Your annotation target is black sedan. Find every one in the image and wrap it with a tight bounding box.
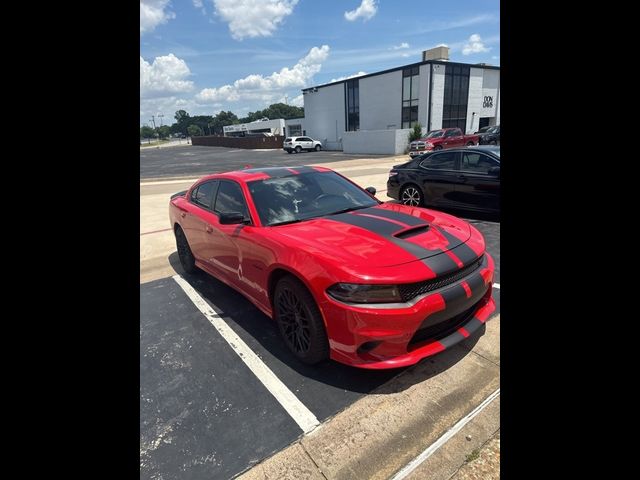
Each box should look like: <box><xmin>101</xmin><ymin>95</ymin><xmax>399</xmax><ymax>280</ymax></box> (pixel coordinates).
<box><xmin>387</xmin><ymin>146</ymin><xmax>500</xmax><ymax>213</ymax></box>
<box><xmin>477</xmin><ymin>125</ymin><xmax>500</xmax><ymax>145</ymax></box>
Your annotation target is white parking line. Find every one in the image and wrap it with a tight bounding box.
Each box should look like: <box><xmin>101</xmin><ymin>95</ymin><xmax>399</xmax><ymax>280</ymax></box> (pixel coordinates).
<box><xmin>173</xmin><ymin>274</ymin><xmax>320</xmax><ymax>434</ymax></box>
<box><xmin>493</xmin><ymin>283</ymin><xmax>500</xmax><ymax>289</ymax></box>
<box><xmin>389</xmin><ymin>388</ymin><xmax>500</xmax><ymax>480</ymax></box>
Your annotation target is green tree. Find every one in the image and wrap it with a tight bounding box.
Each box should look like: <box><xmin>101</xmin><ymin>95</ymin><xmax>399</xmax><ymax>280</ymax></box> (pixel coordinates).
<box><xmin>239</xmin><ymin>103</ymin><xmax>304</xmax><ymax>123</ymax></box>
<box><xmin>140</xmin><ymin>125</ymin><xmax>155</xmax><ymax>142</ymax></box>
<box><xmin>210</xmin><ymin>110</ymin><xmax>239</xmax><ymax>135</ymax></box>
<box><xmin>409</xmin><ymin>123</ymin><xmax>424</xmax><ymax>142</ymax></box>
<box><xmin>157</xmin><ymin>125</ymin><xmax>171</xmax><ymax>139</ymax></box>
<box><xmin>174</xmin><ymin>110</ymin><xmax>189</xmax><ymax>122</ymax></box>
<box><xmin>187</xmin><ymin>124</ymin><xmax>203</xmax><ymax>137</ymax></box>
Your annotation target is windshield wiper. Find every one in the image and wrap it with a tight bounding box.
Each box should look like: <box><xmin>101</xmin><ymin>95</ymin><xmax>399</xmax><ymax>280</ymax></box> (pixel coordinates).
<box><xmin>327</xmin><ymin>205</ymin><xmax>372</xmax><ymax>216</ymax></box>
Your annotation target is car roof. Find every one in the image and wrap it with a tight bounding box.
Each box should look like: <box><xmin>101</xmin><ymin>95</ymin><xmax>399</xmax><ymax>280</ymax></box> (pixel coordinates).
<box><xmin>195</xmin><ymin>165</ymin><xmax>332</xmax><ymax>183</ymax></box>
<box><xmin>410</xmin><ymin>145</ymin><xmax>500</xmax><ymax>161</ymax></box>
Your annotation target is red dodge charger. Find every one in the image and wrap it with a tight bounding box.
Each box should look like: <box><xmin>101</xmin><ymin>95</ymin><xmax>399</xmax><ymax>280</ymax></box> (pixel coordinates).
<box><xmin>169</xmin><ymin>166</ymin><xmax>495</xmax><ymax>369</ymax></box>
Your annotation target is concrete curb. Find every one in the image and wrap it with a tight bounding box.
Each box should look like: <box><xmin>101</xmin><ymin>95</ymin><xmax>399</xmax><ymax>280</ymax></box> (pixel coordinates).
<box><xmin>236</xmin><ymin>317</ymin><xmax>500</xmax><ymax>480</ymax></box>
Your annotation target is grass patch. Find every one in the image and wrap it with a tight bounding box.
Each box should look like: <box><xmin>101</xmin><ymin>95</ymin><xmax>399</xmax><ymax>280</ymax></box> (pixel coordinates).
<box><xmin>465</xmin><ymin>448</ymin><xmax>480</xmax><ymax>463</ymax></box>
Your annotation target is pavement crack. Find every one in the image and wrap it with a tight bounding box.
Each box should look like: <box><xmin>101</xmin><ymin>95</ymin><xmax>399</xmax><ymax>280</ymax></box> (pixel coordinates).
<box><xmin>300</xmin><ymin>441</ymin><xmax>328</xmax><ymax>480</ymax></box>
<box><xmin>468</xmin><ymin>348</ymin><xmax>500</xmax><ymax>368</ymax></box>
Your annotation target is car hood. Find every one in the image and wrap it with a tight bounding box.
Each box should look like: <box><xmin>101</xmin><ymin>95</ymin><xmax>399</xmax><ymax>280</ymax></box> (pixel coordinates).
<box><xmin>271</xmin><ymin>204</ymin><xmax>473</xmax><ymax>268</ymax></box>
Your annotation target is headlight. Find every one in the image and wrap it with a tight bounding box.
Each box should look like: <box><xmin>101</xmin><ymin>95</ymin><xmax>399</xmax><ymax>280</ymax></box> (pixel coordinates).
<box><xmin>327</xmin><ymin>283</ymin><xmax>402</xmax><ymax>304</ymax></box>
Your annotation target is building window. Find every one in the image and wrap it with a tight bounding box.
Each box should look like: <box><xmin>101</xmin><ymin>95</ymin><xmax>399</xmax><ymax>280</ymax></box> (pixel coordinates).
<box><xmin>288</xmin><ymin>124</ymin><xmax>302</xmax><ymax>136</ymax></box>
<box><xmin>442</xmin><ymin>65</ymin><xmax>470</xmax><ymax>131</ymax></box>
<box><xmin>345</xmin><ymin>79</ymin><xmax>359</xmax><ymax>131</ymax></box>
<box><xmin>402</xmin><ymin>66</ymin><xmax>419</xmax><ymax>129</ymax></box>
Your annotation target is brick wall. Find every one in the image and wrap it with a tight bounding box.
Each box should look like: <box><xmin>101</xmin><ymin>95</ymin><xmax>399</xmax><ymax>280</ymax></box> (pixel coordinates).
<box><xmin>191</xmin><ymin>135</ymin><xmax>285</xmax><ymax>149</ymax></box>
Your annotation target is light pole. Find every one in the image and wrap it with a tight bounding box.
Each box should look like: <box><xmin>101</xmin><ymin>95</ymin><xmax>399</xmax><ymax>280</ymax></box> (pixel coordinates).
<box><xmin>158</xmin><ymin>114</ymin><xmax>165</xmax><ymax>140</ymax></box>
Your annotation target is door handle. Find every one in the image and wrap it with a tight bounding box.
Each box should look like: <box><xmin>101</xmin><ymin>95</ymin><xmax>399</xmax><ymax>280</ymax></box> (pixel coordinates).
<box><xmin>180</xmin><ymin>212</ymin><xmax>187</xmax><ymax>218</ymax></box>
<box><xmin>205</xmin><ymin>225</ymin><xmax>213</xmax><ymax>233</ymax></box>
<box><xmin>457</xmin><ymin>175</ymin><xmax>467</xmax><ymax>182</ymax></box>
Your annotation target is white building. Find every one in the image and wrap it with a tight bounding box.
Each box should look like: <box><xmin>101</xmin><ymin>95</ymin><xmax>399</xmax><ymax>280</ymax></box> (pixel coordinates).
<box><xmin>302</xmin><ymin>46</ymin><xmax>500</xmax><ymax>154</ymax></box>
<box><xmin>222</xmin><ymin>117</ymin><xmax>306</xmax><ymax>138</ymax></box>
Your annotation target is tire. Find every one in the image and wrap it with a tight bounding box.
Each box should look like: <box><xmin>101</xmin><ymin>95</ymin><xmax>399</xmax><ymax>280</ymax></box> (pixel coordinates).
<box><xmin>315</xmin><ymin>144</ymin><xmax>321</xmax><ymax>152</ymax></box>
<box><xmin>434</xmin><ymin>145</ymin><xmax>443</xmax><ymax>151</ymax></box>
<box><xmin>466</xmin><ymin>141</ymin><xmax>474</xmax><ymax>146</ymax></box>
<box><xmin>287</xmin><ymin>150</ymin><xmax>292</xmax><ymax>154</ymax></box>
<box><xmin>400</xmin><ymin>184</ymin><xmax>424</xmax><ymax>207</ymax></box>
<box><xmin>175</xmin><ymin>226</ymin><xmax>197</xmax><ymax>274</ymax></box>
<box><xmin>295</xmin><ymin>146</ymin><xmax>302</xmax><ymax>154</ymax></box>
<box><xmin>490</xmin><ymin>140</ymin><xmax>497</xmax><ymax>145</ymax></box>
<box><xmin>274</xmin><ymin>275</ymin><xmax>329</xmax><ymax>365</ymax></box>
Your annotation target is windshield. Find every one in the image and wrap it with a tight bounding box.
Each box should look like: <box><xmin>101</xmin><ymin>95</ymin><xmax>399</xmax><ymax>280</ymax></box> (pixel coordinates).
<box><xmin>425</xmin><ymin>130</ymin><xmax>444</xmax><ymax>138</ymax></box>
<box><xmin>247</xmin><ymin>171</ymin><xmax>379</xmax><ymax>226</ymax></box>
<box><xmin>487</xmin><ymin>126</ymin><xmax>499</xmax><ymax>133</ymax></box>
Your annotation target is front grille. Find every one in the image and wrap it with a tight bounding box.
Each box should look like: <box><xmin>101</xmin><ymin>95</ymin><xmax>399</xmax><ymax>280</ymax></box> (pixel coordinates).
<box><xmin>398</xmin><ymin>255</ymin><xmax>484</xmax><ymax>303</ymax></box>
<box><xmin>408</xmin><ymin>299</ymin><xmax>481</xmax><ymax>347</ymax></box>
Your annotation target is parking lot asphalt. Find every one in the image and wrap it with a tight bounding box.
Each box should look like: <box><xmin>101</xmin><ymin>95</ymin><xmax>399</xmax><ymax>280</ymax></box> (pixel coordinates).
<box><xmin>140</xmin><ymin>222</ymin><xmax>499</xmax><ymax>480</ymax></box>
<box><xmin>140</xmin><ymin>144</ymin><xmax>388</xmax><ymax>180</ymax></box>
<box><xmin>140</xmin><ymin>145</ymin><xmax>500</xmax><ymax>479</ymax></box>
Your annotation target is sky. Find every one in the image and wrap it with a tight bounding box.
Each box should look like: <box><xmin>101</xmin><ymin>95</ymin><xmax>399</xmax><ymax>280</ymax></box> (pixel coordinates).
<box><xmin>140</xmin><ymin>0</ymin><xmax>500</xmax><ymax>127</ymax></box>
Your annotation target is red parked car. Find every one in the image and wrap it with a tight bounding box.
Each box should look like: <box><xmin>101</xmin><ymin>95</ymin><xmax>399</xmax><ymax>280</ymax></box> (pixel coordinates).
<box><xmin>409</xmin><ymin>128</ymin><xmax>479</xmax><ymax>157</ymax></box>
<box><xmin>169</xmin><ymin>166</ymin><xmax>495</xmax><ymax>369</ymax></box>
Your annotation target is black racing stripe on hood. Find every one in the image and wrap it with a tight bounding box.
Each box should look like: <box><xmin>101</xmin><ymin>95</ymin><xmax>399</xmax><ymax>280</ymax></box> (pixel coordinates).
<box><xmin>359</xmin><ymin>207</ymin><xmax>427</xmax><ymax>226</ymax></box>
<box><xmin>329</xmin><ymin>212</ymin><xmax>405</xmax><ymax>236</ymax></box>
<box><xmin>327</xmin><ymin>213</ymin><xmax>459</xmax><ymax>275</ymax></box>
<box><xmin>420</xmin><ymin>255</ymin><xmax>461</xmax><ymax>277</ymax></box>
<box><xmin>430</xmin><ymin>224</ymin><xmax>479</xmax><ymax>266</ymax></box>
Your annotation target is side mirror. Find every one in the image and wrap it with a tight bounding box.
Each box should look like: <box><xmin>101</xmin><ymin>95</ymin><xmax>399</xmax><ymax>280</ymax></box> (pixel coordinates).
<box><xmin>219</xmin><ymin>212</ymin><xmax>246</xmax><ymax>225</ymax></box>
<box><xmin>488</xmin><ymin>166</ymin><xmax>500</xmax><ymax>176</ymax></box>
<box><xmin>365</xmin><ymin>186</ymin><xmax>377</xmax><ymax>196</ymax></box>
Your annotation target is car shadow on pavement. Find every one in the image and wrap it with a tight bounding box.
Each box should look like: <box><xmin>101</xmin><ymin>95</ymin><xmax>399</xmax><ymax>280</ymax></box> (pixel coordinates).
<box><xmin>168</xmin><ymin>253</ymin><xmax>484</xmax><ymax>395</ymax></box>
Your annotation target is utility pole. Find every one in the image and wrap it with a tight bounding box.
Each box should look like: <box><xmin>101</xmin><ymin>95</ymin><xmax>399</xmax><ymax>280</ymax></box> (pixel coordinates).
<box><xmin>149</xmin><ymin>115</ymin><xmax>158</xmax><ymax>142</ymax></box>
<box><xmin>158</xmin><ymin>114</ymin><xmax>164</xmax><ymax>127</ymax></box>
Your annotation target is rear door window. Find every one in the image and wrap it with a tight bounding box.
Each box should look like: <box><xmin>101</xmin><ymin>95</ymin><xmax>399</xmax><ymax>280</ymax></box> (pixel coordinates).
<box><xmin>419</xmin><ymin>151</ymin><xmax>459</xmax><ymax>170</ymax></box>
<box><xmin>190</xmin><ymin>181</ymin><xmax>218</xmax><ymax>210</ymax></box>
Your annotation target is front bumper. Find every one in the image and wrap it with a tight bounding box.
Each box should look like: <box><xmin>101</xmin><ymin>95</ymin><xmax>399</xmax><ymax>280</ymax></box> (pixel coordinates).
<box><xmin>409</xmin><ymin>149</ymin><xmax>432</xmax><ymax>157</ymax></box>
<box><xmin>319</xmin><ymin>253</ymin><xmax>495</xmax><ymax>369</ymax></box>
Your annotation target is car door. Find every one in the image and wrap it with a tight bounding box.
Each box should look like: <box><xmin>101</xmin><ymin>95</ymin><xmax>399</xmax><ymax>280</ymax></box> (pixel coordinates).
<box><xmin>417</xmin><ymin>151</ymin><xmax>462</xmax><ymax>206</ymax></box>
<box><xmin>455</xmin><ymin>152</ymin><xmax>500</xmax><ymax>212</ymax></box>
<box><xmin>298</xmin><ymin>137</ymin><xmax>311</xmax><ymax>150</ymax></box>
<box><xmin>200</xmin><ymin>180</ymin><xmax>253</xmax><ymax>286</ymax></box>
<box><xmin>441</xmin><ymin>129</ymin><xmax>458</xmax><ymax>149</ymax></box>
<box><xmin>182</xmin><ymin>180</ymin><xmax>218</xmax><ymax>261</ymax></box>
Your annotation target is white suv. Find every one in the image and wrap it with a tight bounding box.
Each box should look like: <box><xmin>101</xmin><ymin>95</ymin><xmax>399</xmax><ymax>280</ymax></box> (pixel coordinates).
<box><xmin>283</xmin><ymin>136</ymin><xmax>322</xmax><ymax>153</ymax></box>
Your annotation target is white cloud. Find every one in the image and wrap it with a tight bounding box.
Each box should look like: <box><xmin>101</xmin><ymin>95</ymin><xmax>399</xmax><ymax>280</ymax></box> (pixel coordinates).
<box><xmin>140</xmin><ymin>0</ymin><xmax>175</xmax><ymax>34</ymax></box>
<box><xmin>213</xmin><ymin>0</ymin><xmax>298</xmax><ymax>40</ymax></box>
<box><xmin>140</xmin><ymin>54</ymin><xmax>195</xmax><ymax>98</ymax></box>
<box><xmin>344</xmin><ymin>0</ymin><xmax>377</xmax><ymax>22</ymax></box>
<box><xmin>192</xmin><ymin>0</ymin><xmax>205</xmax><ymax>13</ymax></box>
<box><xmin>417</xmin><ymin>14</ymin><xmax>497</xmax><ymax>34</ymax></box>
<box><xmin>391</xmin><ymin>42</ymin><xmax>410</xmax><ymax>50</ymax></box>
<box><xmin>462</xmin><ymin>34</ymin><xmax>490</xmax><ymax>55</ymax></box>
<box><xmin>492</xmin><ymin>55</ymin><xmax>500</xmax><ymax>60</ymax></box>
<box><xmin>330</xmin><ymin>71</ymin><xmax>367</xmax><ymax>82</ymax></box>
<box><xmin>290</xmin><ymin>94</ymin><xmax>304</xmax><ymax>107</ymax></box>
<box><xmin>196</xmin><ymin>45</ymin><xmax>329</xmax><ymax>103</ymax></box>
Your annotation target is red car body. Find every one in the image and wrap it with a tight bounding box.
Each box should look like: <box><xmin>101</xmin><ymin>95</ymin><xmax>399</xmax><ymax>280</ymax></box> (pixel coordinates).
<box><xmin>409</xmin><ymin>128</ymin><xmax>480</xmax><ymax>157</ymax></box>
<box><xmin>169</xmin><ymin>166</ymin><xmax>495</xmax><ymax>369</ymax></box>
